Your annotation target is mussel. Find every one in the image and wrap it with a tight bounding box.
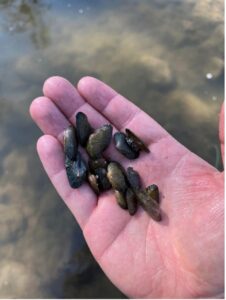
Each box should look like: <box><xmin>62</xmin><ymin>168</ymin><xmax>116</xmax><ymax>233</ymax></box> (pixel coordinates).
<box><xmin>126</xmin><ymin>188</ymin><xmax>137</xmax><ymax>215</ymax></box>
<box><xmin>95</xmin><ymin>168</ymin><xmax>111</xmax><ymax>191</ymax></box>
<box><xmin>65</xmin><ymin>152</ymin><xmax>87</xmax><ymax>188</ymax></box>
<box><xmin>114</xmin><ymin>132</ymin><xmax>139</xmax><ymax>159</ymax></box>
<box><xmin>125</xmin><ymin>128</ymin><xmax>150</xmax><ymax>153</ymax></box>
<box><xmin>113</xmin><ymin>128</ymin><xmax>149</xmax><ymax>159</ymax></box>
<box><xmin>63</xmin><ymin>111</ymin><xmax>163</xmax><ymax>221</ymax></box>
<box><xmin>88</xmin><ymin>173</ymin><xmax>100</xmax><ymax>195</ymax></box>
<box><xmin>114</xmin><ymin>190</ymin><xmax>127</xmax><ymax>210</ymax></box>
<box><xmin>64</xmin><ymin>125</ymin><xmax>77</xmax><ymax>160</ymax></box>
<box><xmin>136</xmin><ymin>190</ymin><xmax>161</xmax><ymax>222</ymax></box>
<box><xmin>146</xmin><ymin>184</ymin><xmax>160</xmax><ymax>204</ymax></box>
<box><xmin>88</xmin><ymin>158</ymin><xmax>108</xmax><ymax>173</ymax></box>
<box><xmin>86</xmin><ymin>124</ymin><xmax>113</xmax><ymax>159</ymax></box>
<box><xmin>126</xmin><ymin>167</ymin><xmax>141</xmax><ymax>191</ymax></box>
<box><xmin>76</xmin><ymin>112</ymin><xmax>93</xmax><ymax>147</ymax></box>
<box><xmin>107</xmin><ymin>162</ymin><xmax>127</xmax><ymax>193</ymax></box>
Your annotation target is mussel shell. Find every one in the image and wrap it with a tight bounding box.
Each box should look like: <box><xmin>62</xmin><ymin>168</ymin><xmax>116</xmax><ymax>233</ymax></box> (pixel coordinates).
<box><xmin>126</xmin><ymin>188</ymin><xmax>137</xmax><ymax>216</ymax></box>
<box><xmin>125</xmin><ymin>136</ymin><xmax>140</xmax><ymax>153</ymax></box>
<box><xmin>95</xmin><ymin>168</ymin><xmax>111</xmax><ymax>191</ymax></box>
<box><xmin>125</xmin><ymin>128</ymin><xmax>150</xmax><ymax>153</ymax></box>
<box><xmin>64</xmin><ymin>125</ymin><xmax>77</xmax><ymax>160</ymax></box>
<box><xmin>88</xmin><ymin>173</ymin><xmax>100</xmax><ymax>195</ymax></box>
<box><xmin>114</xmin><ymin>132</ymin><xmax>139</xmax><ymax>159</ymax></box>
<box><xmin>65</xmin><ymin>156</ymin><xmax>77</xmax><ymax>188</ymax></box>
<box><xmin>126</xmin><ymin>167</ymin><xmax>141</xmax><ymax>191</ymax></box>
<box><xmin>65</xmin><ymin>152</ymin><xmax>87</xmax><ymax>188</ymax></box>
<box><xmin>86</xmin><ymin>124</ymin><xmax>113</xmax><ymax>159</ymax></box>
<box><xmin>136</xmin><ymin>190</ymin><xmax>161</xmax><ymax>222</ymax></box>
<box><xmin>88</xmin><ymin>158</ymin><xmax>108</xmax><ymax>173</ymax></box>
<box><xmin>76</xmin><ymin>112</ymin><xmax>93</xmax><ymax>147</ymax></box>
<box><xmin>107</xmin><ymin>162</ymin><xmax>127</xmax><ymax>193</ymax></box>
<box><xmin>146</xmin><ymin>184</ymin><xmax>159</xmax><ymax>204</ymax></box>
<box><xmin>114</xmin><ymin>190</ymin><xmax>127</xmax><ymax>210</ymax></box>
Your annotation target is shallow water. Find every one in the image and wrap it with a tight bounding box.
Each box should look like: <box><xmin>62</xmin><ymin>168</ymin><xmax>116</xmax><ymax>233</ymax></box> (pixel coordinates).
<box><xmin>0</xmin><ymin>0</ymin><xmax>224</xmax><ymax>298</ymax></box>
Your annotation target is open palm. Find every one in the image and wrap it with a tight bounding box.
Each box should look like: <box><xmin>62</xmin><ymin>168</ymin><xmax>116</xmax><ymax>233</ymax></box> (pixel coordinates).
<box><xmin>30</xmin><ymin>76</ymin><xmax>224</xmax><ymax>298</ymax></box>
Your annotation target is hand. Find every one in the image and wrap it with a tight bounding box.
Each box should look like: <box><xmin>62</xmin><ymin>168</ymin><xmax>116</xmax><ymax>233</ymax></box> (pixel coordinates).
<box><xmin>30</xmin><ymin>76</ymin><xmax>224</xmax><ymax>298</ymax></box>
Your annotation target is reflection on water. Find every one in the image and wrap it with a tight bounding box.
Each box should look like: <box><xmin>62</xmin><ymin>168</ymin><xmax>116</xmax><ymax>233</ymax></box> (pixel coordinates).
<box><xmin>0</xmin><ymin>0</ymin><xmax>224</xmax><ymax>298</ymax></box>
<box><xmin>0</xmin><ymin>0</ymin><xmax>50</xmax><ymax>47</ymax></box>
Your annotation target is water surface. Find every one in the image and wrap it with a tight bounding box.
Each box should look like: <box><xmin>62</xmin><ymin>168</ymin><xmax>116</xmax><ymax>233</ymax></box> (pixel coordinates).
<box><xmin>0</xmin><ymin>0</ymin><xmax>224</xmax><ymax>298</ymax></box>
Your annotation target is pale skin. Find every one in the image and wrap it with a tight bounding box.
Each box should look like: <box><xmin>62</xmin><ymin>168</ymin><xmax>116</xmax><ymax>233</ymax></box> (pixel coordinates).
<box><xmin>30</xmin><ymin>76</ymin><xmax>224</xmax><ymax>298</ymax></box>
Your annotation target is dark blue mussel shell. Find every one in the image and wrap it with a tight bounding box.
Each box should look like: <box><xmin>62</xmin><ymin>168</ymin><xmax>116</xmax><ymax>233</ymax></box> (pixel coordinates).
<box><xmin>114</xmin><ymin>132</ymin><xmax>139</xmax><ymax>159</ymax></box>
<box><xmin>76</xmin><ymin>112</ymin><xmax>93</xmax><ymax>147</ymax></box>
<box><xmin>65</xmin><ymin>151</ymin><xmax>87</xmax><ymax>188</ymax></box>
<box><xmin>126</xmin><ymin>167</ymin><xmax>141</xmax><ymax>191</ymax></box>
<box><xmin>63</xmin><ymin>125</ymin><xmax>78</xmax><ymax>160</ymax></box>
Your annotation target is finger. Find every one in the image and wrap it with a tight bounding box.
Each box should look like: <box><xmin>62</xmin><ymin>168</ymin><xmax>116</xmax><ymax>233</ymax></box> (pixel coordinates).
<box><xmin>77</xmin><ymin>77</ymin><xmax>169</xmax><ymax>145</ymax></box>
<box><xmin>30</xmin><ymin>94</ymin><xmax>123</xmax><ymax>162</ymax></box>
<box><xmin>43</xmin><ymin>76</ymin><xmax>85</xmax><ymax>120</ymax></box>
<box><xmin>43</xmin><ymin>76</ymin><xmax>110</xmax><ymax>129</ymax></box>
<box><xmin>42</xmin><ymin>76</ymin><xmax>124</xmax><ymax>161</ymax></box>
<box><xmin>37</xmin><ymin>135</ymin><xmax>97</xmax><ymax>229</ymax></box>
<box><xmin>30</xmin><ymin>97</ymin><xmax>119</xmax><ymax>160</ymax></box>
<box><xmin>30</xmin><ymin>96</ymin><xmax>69</xmax><ymax>142</ymax></box>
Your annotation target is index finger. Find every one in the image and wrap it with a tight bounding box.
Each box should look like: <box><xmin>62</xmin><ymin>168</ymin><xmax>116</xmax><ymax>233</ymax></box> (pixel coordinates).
<box><xmin>77</xmin><ymin>77</ymin><xmax>168</xmax><ymax>145</ymax></box>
